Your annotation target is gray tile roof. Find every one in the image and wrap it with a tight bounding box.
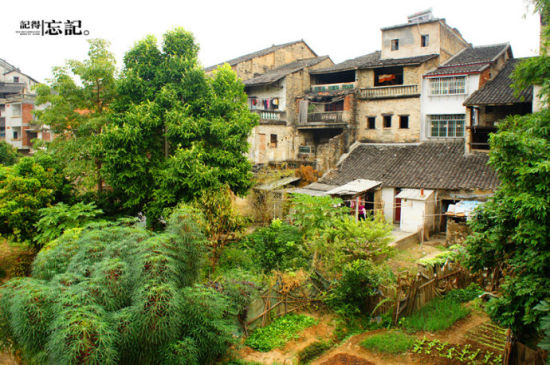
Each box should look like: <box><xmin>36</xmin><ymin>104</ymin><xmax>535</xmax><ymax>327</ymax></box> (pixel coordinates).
<box><xmin>0</xmin><ymin>58</ymin><xmax>17</xmax><ymax>73</ymax></box>
<box><xmin>244</xmin><ymin>56</ymin><xmax>330</xmax><ymax>87</ymax></box>
<box><xmin>310</xmin><ymin>51</ymin><xmax>438</xmax><ymax>74</ymax></box>
<box><xmin>0</xmin><ymin>82</ymin><xmax>24</xmax><ymax>95</ymax></box>
<box><xmin>464</xmin><ymin>58</ymin><xmax>533</xmax><ymax>106</ymax></box>
<box><xmin>204</xmin><ymin>40</ymin><xmax>315</xmax><ymax>72</ymax></box>
<box><xmin>425</xmin><ymin>43</ymin><xmax>510</xmax><ymax>77</ymax></box>
<box><xmin>321</xmin><ymin>141</ymin><xmax>499</xmax><ymax>190</ymax></box>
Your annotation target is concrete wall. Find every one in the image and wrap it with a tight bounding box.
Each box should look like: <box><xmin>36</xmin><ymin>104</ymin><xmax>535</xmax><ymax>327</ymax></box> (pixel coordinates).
<box><xmin>381</xmin><ymin>21</ymin><xmax>441</xmax><ymax>59</ymax></box>
<box><xmin>381</xmin><ymin>187</ymin><xmax>395</xmax><ymax>223</ymax></box>
<box><xmin>248</xmin><ymin>124</ymin><xmax>294</xmax><ymax>164</ymax></box>
<box><xmin>399</xmin><ymin>190</ymin><xmax>435</xmax><ymax>233</ymax></box>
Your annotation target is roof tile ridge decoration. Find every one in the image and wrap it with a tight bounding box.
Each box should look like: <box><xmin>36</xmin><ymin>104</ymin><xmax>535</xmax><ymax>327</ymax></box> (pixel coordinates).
<box><xmin>204</xmin><ymin>40</ymin><xmax>315</xmax><ymax>72</ymax></box>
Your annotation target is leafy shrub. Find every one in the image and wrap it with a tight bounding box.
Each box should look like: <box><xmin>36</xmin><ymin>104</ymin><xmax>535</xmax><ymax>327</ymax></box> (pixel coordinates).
<box><xmin>0</xmin><ymin>141</ymin><xmax>20</xmax><ymax>166</ymax></box>
<box><xmin>0</xmin><ymin>207</ymin><xmax>237</xmax><ymax>364</ymax></box>
<box><xmin>360</xmin><ymin>331</ymin><xmax>415</xmax><ymax>354</ymax></box>
<box><xmin>243</xmin><ymin>219</ymin><xmax>307</xmax><ymax>272</ymax></box>
<box><xmin>0</xmin><ymin>154</ymin><xmax>71</xmax><ymax>242</ymax></box>
<box><xmin>418</xmin><ymin>244</ymin><xmax>465</xmax><ymax>268</ymax></box>
<box><xmin>245</xmin><ymin>314</ymin><xmax>317</xmax><ymax>352</ymax></box>
<box><xmin>325</xmin><ymin>259</ymin><xmax>393</xmax><ymax>315</ymax></box>
<box><xmin>445</xmin><ymin>283</ymin><xmax>483</xmax><ymax>303</ymax></box>
<box><xmin>400</xmin><ymin>297</ymin><xmax>470</xmax><ymax>332</ymax></box>
<box><xmin>298</xmin><ymin>340</ymin><xmax>332</xmax><ymax>363</ymax></box>
<box><xmin>34</xmin><ymin>201</ymin><xmax>103</xmax><ymax>247</ymax></box>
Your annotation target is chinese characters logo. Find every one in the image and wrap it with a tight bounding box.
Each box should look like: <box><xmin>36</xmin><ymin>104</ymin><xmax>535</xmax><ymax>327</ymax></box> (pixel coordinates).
<box><xmin>17</xmin><ymin>20</ymin><xmax>90</xmax><ymax>36</ymax></box>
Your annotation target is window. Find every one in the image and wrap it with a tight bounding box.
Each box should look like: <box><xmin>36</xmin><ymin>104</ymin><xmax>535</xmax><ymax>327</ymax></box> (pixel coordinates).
<box><xmin>374</xmin><ymin>67</ymin><xmax>404</xmax><ymax>86</ymax></box>
<box><xmin>13</xmin><ymin>130</ymin><xmax>18</xmax><ymax>140</ymax></box>
<box><xmin>430</xmin><ymin>77</ymin><xmax>466</xmax><ymax>95</ymax></box>
<box><xmin>391</xmin><ymin>39</ymin><xmax>399</xmax><ymax>51</ymax></box>
<box><xmin>430</xmin><ymin>114</ymin><xmax>465</xmax><ymax>137</ymax></box>
<box><xmin>298</xmin><ymin>145</ymin><xmax>312</xmax><ymax>154</ymax></box>
<box><xmin>399</xmin><ymin>115</ymin><xmax>409</xmax><ymax>129</ymax></box>
<box><xmin>0</xmin><ymin>118</ymin><xmax>5</xmax><ymax>137</ymax></box>
<box><xmin>383</xmin><ymin>115</ymin><xmax>392</xmax><ymax>128</ymax></box>
<box><xmin>367</xmin><ymin>116</ymin><xmax>376</xmax><ymax>129</ymax></box>
<box><xmin>270</xmin><ymin>134</ymin><xmax>277</xmax><ymax>148</ymax></box>
<box><xmin>421</xmin><ymin>34</ymin><xmax>429</xmax><ymax>47</ymax></box>
<box><xmin>13</xmin><ymin>76</ymin><xmax>19</xmax><ymax>83</ymax></box>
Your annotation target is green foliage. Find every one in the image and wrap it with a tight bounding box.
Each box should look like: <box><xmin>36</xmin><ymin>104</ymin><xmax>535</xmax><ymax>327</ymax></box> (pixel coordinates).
<box><xmin>0</xmin><ymin>154</ymin><xmax>71</xmax><ymax>242</ymax></box>
<box><xmin>101</xmin><ymin>28</ymin><xmax>257</xmax><ymax>223</ymax></box>
<box><xmin>534</xmin><ymin>299</ymin><xmax>550</xmax><ymax>362</ymax></box>
<box><xmin>445</xmin><ymin>283</ymin><xmax>483</xmax><ymax>303</ymax></box>
<box><xmin>325</xmin><ymin>259</ymin><xmax>393</xmax><ymax>316</ymax></box>
<box><xmin>0</xmin><ymin>207</ymin><xmax>237</xmax><ymax>364</ymax></box>
<box><xmin>400</xmin><ymin>297</ymin><xmax>470</xmax><ymax>332</ymax></box>
<box><xmin>360</xmin><ymin>331</ymin><xmax>414</xmax><ymax>354</ymax></box>
<box><xmin>298</xmin><ymin>340</ymin><xmax>332</xmax><ymax>363</ymax></box>
<box><xmin>418</xmin><ymin>244</ymin><xmax>465</xmax><ymax>268</ymax></box>
<box><xmin>34</xmin><ymin>202</ymin><xmax>103</xmax><ymax>247</ymax></box>
<box><xmin>289</xmin><ymin>195</ymin><xmax>393</xmax><ymax>276</ymax></box>
<box><xmin>0</xmin><ymin>141</ymin><xmax>20</xmax><ymax>166</ymax></box>
<box><xmin>244</xmin><ymin>314</ymin><xmax>317</xmax><ymax>352</ymax></box>
<box><xmin>465</xmin><ymin>2</ymin><xmax>550</xmax><ymax>339</ymax></box>
<box><xmin>243</xmin><ymin>219</ymin><xmax>307</xmax><ymax>272</ymax></box>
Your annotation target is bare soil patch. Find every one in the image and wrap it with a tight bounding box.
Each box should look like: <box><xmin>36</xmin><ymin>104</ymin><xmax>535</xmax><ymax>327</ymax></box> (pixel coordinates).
<box><xmin>320</xmin><ymin>353</ymin><xmax>375</xmax><ymax>365</ymax></box>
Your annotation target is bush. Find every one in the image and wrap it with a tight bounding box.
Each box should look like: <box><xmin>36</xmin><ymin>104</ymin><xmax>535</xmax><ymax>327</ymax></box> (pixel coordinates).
<box><xmin>245</xmin><ymin>314</ymin><xmax>317</xmax><ymax>352</ymax></box>
<box><xmin>325</xmin><ymin>259</ymin><xmax>393</xmax><ymax>316</ymax></box>
<box><xmin>0</xmin><ymin>207</ymin><xmax>237</xmax><ymax>364</ymax></box>
<box><xmin>445</xmin><ymin>283</ymin><xmax>483</xmax><ymax>303</ymax></box>
<box><xmin>0</xmin><ymin>141</ymin><xmax>20</xmax><ymax>166</ymax></box>
<box><xmin>243</xmin><ymin>219</ymin><xmax>307</xmax><ymax>272</ymax></box>
<box><xmin>298</xmin><ymin>340</ymin><xmax>332</xmax><ymax>363</ymax></box>
<box><xmin>360</xmin><ymin>331</ymin><xmax>415</xmax><ymax>354</ymax></box>
<box><xmin>400</xmin><ymin>297</ymin><xmax>470</xmax><ymax>332</ymax></box>
<box><xmin>34</xmin><ymin>201</ymin><xmax>103</xmax><ymax>247</ymax></box>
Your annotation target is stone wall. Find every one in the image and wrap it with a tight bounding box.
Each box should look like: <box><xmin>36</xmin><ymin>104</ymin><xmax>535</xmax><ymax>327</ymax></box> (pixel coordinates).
<box><xmin>315</xmin><ymin>132</ymin><xmax>345</xmax><ymax>172</ymax></box>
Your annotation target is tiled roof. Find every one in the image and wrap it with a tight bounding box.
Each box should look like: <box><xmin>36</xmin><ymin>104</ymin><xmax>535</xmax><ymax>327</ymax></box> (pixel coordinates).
<box><xmin>464</xmin><ymin>58</ymin><xmax>533</xmax><ymax>106</ymax></box>
<box><xmin>381</xmin><ymin>18</ymin><xmax>441</xmax><ymax>31</ymax></box>
<box><xmin>0</xmin><ymin>82</ymin><xmax>24</xmax><ymax>95</ymax></box>
<box><xmin>204</xmin><ymin>40</ymin><xmax>315</xmax><ymax>72</ymax></box>
<box><xmin>321</xmin><ymin>141</ymin><xmax>499</xmax><ymax>190</ymax></box>
<box><xmin>310</xmin><ymin>51</ymin><xmax>438</xmax><ymax>74</ymax></box>
<box><xmin>425</xmin><ymin>43</ymin><xmax>510</xmax><ymax>77</ymax></box>
<box><xmin>244</xmin><ymin>56</ymin><xmax>330</xmax><ymax>87</ymax></box>
<box><xmin>0</xmin><ymin>58</ymin><xmax>17</xmax><ymax>73</ymax></box>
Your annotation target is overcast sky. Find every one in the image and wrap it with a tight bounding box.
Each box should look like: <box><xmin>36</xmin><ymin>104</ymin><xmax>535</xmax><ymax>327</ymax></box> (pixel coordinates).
<box><xmin>1</xmin><ymin>0</ymin><xmax>541</xmax><ymax>83</ymax></box>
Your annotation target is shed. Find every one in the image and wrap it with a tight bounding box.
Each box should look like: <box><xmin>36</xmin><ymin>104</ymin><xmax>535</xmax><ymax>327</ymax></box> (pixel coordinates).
<box><xmin>396</xmin><ymin>189</ymin><xmax>436</xmax><ymax>233</ymax></box>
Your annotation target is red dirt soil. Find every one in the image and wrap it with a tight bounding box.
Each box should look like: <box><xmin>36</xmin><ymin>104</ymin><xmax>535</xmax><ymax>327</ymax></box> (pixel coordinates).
<box><xmin>320</xmin><ymin>353</ymin><xmax>375</xmax><ymax>365</ymax></box>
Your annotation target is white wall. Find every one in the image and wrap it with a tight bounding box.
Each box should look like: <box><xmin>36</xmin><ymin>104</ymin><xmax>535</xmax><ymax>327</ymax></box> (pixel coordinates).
<box><xmin>420</xmin><ymin>74</ymin><xmax>479</xmax><ymax>140</ymax></box>
<box><xmin>399</xmin><ymin>191</ymin><xmax>435</xmax><ymax>233</ymax></box>
<box><xmin>381</xmin><ymin>187</ymin><xmax>395</xmax><ymax>223</ymax></box>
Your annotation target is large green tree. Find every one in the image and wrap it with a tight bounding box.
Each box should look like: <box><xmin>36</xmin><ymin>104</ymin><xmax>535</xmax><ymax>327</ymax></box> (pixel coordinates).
<box><xmin>0</xmin><ymin>207</ymin><xmax>236</xmax><ymax>364</ymax></box>
<box><xmin>465</xmin><ymin>1</ymin><xmax>550</xmax><ymax>340</ymax></box>
<box><xmin>100</xmin><ymin>28</ymin><xmax>257</xmax><ymax>224</ymax></box>
<box><xmin>34</xmin><ymin>38</ymin><xmax>117</xmax><ymax>194</ymax></box>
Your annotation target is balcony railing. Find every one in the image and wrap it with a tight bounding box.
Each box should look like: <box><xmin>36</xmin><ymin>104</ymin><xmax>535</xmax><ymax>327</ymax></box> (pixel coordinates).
<box><xmin>252</xmin><ymin>110</ymin><xmax>286</xmax><ymax>122</ymax></box>
<box><xmin>311</xmin><ymin>82</ymin><xmax>356</xmax><ymax>92</ymax></box>
<box><xmin>358</xmin><ymin>84</ymin><xmax>419</xmax><ymax>99</ymax></box>
<box><xmin>306</xmin><ymin>111</ymin><xmax>344</xmax><ymax>123</ymax></box>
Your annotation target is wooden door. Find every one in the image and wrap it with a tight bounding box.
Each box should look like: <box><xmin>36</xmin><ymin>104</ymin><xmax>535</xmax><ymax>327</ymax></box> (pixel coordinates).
<box><xmin>394</xmin><ymin>188</ymin><xmax>402</xmax><ymax>223</ymax></box>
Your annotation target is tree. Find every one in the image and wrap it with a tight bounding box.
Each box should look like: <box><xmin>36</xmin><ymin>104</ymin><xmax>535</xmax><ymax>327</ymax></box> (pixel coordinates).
<box><xmin>0</xmin><ymin>153</ymin><xmax>71</xmax><ymax>242</ymax></box>
<box><xmin>100</xmin><ymin>28</ymin><xmax>257</xmax><ymax>224</ymax></box>
<box><xmin>465</xmin><ymin>1</ymin><xmax>550</xmax><ymax>340</ymax></box>
<box><xmin>34</xmin><ymin>38</ymin><xmax>117</xmax><ymax>194</ymax></box>
<box><xmin>0</xmin><ymin>207</ymin><xmax>236</xmax><ymax>364</ymax></box>
<box><xmin>0</xmin><ymin>141</ymin><xmax>20</xmax><ymax>166</ymax></box>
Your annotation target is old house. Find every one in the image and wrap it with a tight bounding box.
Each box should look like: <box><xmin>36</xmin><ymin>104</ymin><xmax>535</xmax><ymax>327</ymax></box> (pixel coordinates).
<box><xmin>463</xmin><ymin>58</ymin><xmax>534</xmax><ymax>152</ymax></box>
<box><xmin>244</xmin><ymin>56</ymin><xmax>333</xmax><ymax>165</ymax></box>
<box><xmin>421</xmin><ymin>43</ymin><xmax>512</xmax><ymax>142</ymax></box>
<box><xmin>318</xmin><ymin>141</ymin><xmax>498</xmax><ymax>235</ymax></box>
<box><xmin>295</xmin><ymin>10</ymin><xmax>470</xmax><ymax>172</ymax></box>
<box><xmin>0</xmin><ymin>58</ymin><xmax>50</xmax><ymax>151</ymax></box>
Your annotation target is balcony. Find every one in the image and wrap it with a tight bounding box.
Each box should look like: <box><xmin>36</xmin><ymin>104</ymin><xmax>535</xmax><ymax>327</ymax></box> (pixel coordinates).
<box><xmin>297</xmin><ymin>111</ymin><xmax>347</xmax><ymax>129</ymax></box>
<box><xmin>252</xmin><ymin>110</ymin><xmax>286</xmax><ymax>125</ymax></box>
<box><xmin>358</xmin><ymin>84</ymin><xmax>419</xmax><ymax>99</ymax></box>
<box><xmin>469</xmin><ymin>126</ymin><xmax>497</xmax><ymax>151</ymax></box>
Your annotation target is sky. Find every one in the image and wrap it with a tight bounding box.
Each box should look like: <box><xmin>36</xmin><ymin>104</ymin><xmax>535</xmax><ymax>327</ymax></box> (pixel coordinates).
<box><xmin>0</xmin><ymin>0</ymin><xmax>541</xmax><ymax>83</ymax></box>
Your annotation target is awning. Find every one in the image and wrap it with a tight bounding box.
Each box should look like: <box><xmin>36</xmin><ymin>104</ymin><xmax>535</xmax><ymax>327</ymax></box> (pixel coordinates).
<box><xmin>287</xmin><ymin>182</ymin><xmax>337</xmax><ymax>196</ymax></box>
<box><xmin>325</xmin><ymin>179</ymin><xmax>382</xmax><ymax>196</ymax></box>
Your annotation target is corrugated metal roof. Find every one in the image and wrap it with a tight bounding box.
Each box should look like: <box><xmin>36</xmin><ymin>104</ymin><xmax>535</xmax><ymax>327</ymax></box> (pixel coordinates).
<box><xmin>256</xmin><ymin>176</ymin><xmax>301</xmax><ymax>191</ymax></box>
<box><xmin>396</xmin><ymin>188</ymin><xmax>434</xmax><ymax>200</ymax></box>
<box><xmin>325</xmin><ymin>179</ymin><xmax>382</xmax><ymax>196</ymax></box>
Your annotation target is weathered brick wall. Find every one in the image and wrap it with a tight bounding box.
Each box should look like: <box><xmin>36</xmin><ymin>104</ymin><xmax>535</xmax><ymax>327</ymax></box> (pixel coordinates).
<box><xmin>439</xmin><ymin>22</ymin><xmax>470</xmax><ymax>63</ymax></box>
<box><xmin>315</xmin><ymin>132</ymin><xmax>345</xmax><ymax>172</ymax></box>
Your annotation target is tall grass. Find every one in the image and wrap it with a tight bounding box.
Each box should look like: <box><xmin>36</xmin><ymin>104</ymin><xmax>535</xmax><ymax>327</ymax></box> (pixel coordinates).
<box><xmin>360</xmin><ymin>331</ymin><xmax>415</xmax><ymax>354</ymax></box>
<box><xmin>401</xmin><ymin>297</ymin><xmax>470</xmax><ymax>332</ymax></box>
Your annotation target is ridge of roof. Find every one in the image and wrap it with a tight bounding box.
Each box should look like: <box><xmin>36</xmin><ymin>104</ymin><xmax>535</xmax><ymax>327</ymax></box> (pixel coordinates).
<box><xmin>204</xmin><ymin>40</ymin><xmax>316</xmax><ymax>72</ymax></box>
<box><xmin>464</xmin><ymin>57</ymin><xmax>534</xmax><ymax>106</ymax></box>
<box><xmin>0</xmin><ymin>58</ymin><xmax>17</xmax><ymax>73</ymax></box>
<box><xmin>380</xmin><ymin>18</ymin><xmax>442</xmax><ymax>31</ymax></box>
